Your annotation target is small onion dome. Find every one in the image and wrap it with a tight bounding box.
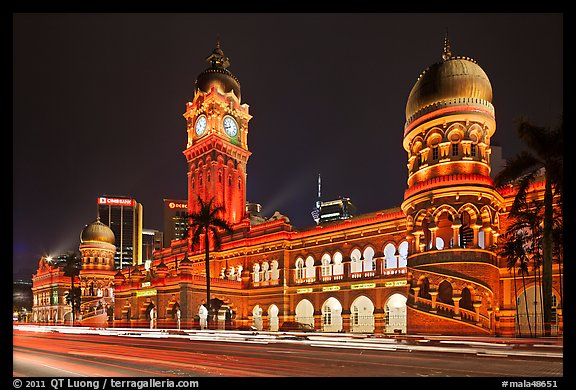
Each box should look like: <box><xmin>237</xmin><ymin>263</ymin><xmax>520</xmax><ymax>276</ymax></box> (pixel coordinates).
<box><xmin>131</xmin><ymin>265</ymin><xmax>142</xmax><ymax>275</ymax></box>
<box><xmin>156</xmin><ymin>261</ymin><xmax>168</xmax><ymax>270</ymax></box>
<box><xmin>195</xmin><ymin>40</ymin><xmax>241</xmax><ymax>101</ymax></box>
<box><xmin>179</xmin><ymin>255</ymin><xmax>193</xmax><ymax>267</ymax></box>
<box><xmin>80</xmin><ymin>217</ymin><xmax>115</xmax><ymax>245</ymax></box>
<box><xmin>405</xmin><ymin>35</ymin><xmax>492</xmax><ymax>124</ymax></box>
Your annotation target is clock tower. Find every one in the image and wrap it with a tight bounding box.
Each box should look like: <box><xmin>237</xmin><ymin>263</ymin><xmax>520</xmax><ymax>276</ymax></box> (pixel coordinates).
<box><xmin>183</xmin><ymin>41</ymin><xmax>252</xmax><ymax>225</ymax></box>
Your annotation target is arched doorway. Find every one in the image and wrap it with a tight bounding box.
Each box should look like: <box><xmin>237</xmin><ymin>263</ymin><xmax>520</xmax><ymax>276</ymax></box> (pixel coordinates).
<box><xmin>295</xmin><ymin>299</ymin><xmax>314</xmax><ymax>327</ymax></box>
<box><xmin>385</xmin><ymin>293</ymin><xmax>407</xmax><ymax>334</ymax></box>
<box><xmin>321</xmin><ymin>297</ymin><xmax>343</xmax><ymax>332</ymax></box>
<box><xmin>350</xmin><ymin>295</ymin><xmax>374</xmax><ymax>333</ymax></box>
<box><xmin>516</xmin><ymin>285</ymin><xmax>560</xmax><ymax>337</ymax></box>
<box><xmin>268</xmin><ymin>305</ymin><xmax>279</xmax><ymax>331</ymax></box>
<box><xmin>252</xmin><ymin>305</ymin><xmax>263</xmax><ymax>330</ymax></box>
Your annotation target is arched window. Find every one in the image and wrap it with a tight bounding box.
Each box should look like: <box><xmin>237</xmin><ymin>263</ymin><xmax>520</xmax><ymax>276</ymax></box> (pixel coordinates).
<box><xmin>270</xmin><ymin>260</ymin><xmax>280</xmax><ymax>281</ymax></box>
<box><xmin>398</xmin><ymin>241</ymin><xmax>408</xmax><ymax>267</ymax></box>
<box><xmin>332</xmin><ymin>252</ymin><xmax>344</xmax><ymax>276</ymax></box>
<box><xmin>321</xmin><ymin>253</ymin><xmax>332</xmax><ymax>277</ymax></box>
<box><xmin>305</xmin><ymin>256</ymin><xmax>315</xmax><ymax>279</ymax></box>
<box><xmin>384</xmin><ymin>243</ymin><xmax>397</xmax><ymax>269</ymax></box>
<box><xmin>436</xmin><ymin>237</ymin><xmax>445</xmax><ymax>250</ymax></box>
<box><xmin>438</xmin><ymin>280</ymin><xmax>454</xmax><ymax>306</ymax></box>
<box><xmin>460</xmin><ymin>287</ymin><xmax>474</xmax><ymax>311</ymax></box>
<box><xmin>295</xmin><ymin>258</ymin><xmax>305</xmax><ymax>279</ymax></box>
<box><xmin>363</xmin><ymin>247</ymin><xmax>375</xmax><ymax>272</ymax></box>
<box><xmin>350</xmin><ymin>249</ymin><xmax>362</xmax><ymax>273</ymax></box>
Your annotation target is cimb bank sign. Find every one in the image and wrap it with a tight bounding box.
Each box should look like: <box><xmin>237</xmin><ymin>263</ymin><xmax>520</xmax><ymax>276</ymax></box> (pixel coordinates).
<box><xmin>98</xmin><ymin>197</ymin><xmax>135</xmax><ymax>207</ymax></box>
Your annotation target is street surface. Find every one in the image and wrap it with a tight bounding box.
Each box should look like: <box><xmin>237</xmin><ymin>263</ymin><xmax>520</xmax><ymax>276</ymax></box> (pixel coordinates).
<box><xmin>13</xmin><ymin>326</ymin><xmax>563</xmax><ymax>378</ymax></box>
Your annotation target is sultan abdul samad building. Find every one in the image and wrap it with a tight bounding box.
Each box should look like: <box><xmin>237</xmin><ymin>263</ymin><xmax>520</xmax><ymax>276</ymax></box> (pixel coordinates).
<box><xmin>32</xmin><ymin>38</ymin><xmax>563</xmax><ymax>337</ymax></box>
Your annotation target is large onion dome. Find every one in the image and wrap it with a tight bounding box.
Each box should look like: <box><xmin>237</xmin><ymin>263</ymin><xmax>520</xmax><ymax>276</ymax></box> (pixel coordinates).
<box><xmin>195</xmin><ymin>40</ymin><xmax>241</xmax><ymax>101</ymax></box>
<box><xmin>80</xmin><ymin>217</ymin><xmax>115</xmax><ymax>245</ymax></box>
<box><xmin>405</xmin><ymin>35</ymin><xmax>493</xmax><ymax>124</ymax></box>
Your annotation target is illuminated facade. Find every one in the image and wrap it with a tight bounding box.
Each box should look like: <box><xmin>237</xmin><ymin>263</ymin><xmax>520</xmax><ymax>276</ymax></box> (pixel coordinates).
<box><xmin>32</xmin><ymin>39</ymin><xmax>563</xmax><ymax>337</ymax></box>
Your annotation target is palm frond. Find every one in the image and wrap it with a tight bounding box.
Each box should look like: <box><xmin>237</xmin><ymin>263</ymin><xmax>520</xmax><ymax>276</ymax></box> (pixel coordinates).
<box><xmin>493</xmin><ymin>151</ymin><xmax>542</xmax><ymax>188</ymax></box>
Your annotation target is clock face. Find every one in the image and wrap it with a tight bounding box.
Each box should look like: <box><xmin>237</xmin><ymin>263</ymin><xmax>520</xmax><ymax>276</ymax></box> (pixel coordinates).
<box><xmin>195</xmin><ymin>115</ymin><xmax>207</xmax><ymax>136</ymax></box>
<box><xmin>223</xmin><ymin>116</ymin><xmax>238</xmax><ymax>137</ymax></box>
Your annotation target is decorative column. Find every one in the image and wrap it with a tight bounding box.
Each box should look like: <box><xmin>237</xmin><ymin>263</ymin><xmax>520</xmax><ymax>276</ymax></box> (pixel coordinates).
<box><xmin>473</xmin><ymin>301</ymin><xmax>482</xmax><ymax>325</ymax></box>
<box><xmin>429</xmin><ymin>291</ymin><xmax>438</xmax><ymax>313</ymax></box>
<box><xmin>414</xmin><ymin>231</ymin><xmax>423</xmax><ymax>253</ymax></box>
<box><xmin>482</xmin><ymin>226</ymin><xmax>492</xmax><ymax>248</ymax></box>
<box><xmin>471</xmin><ymin>216</ymin><xmax>482</xmax><ymax>248</ymax></box>
<box><xmin>451</xmin><ymin>216</ymin><xmax>462</xmax><ymax>248</ymax></box>
<box><xmin>412</xmin><ymin>286</ymin><xmax>420</xmax><ymax>307</ymax></box>
<box><xmin>428</xmin><ymin>221</ymin><xmax>438</xmax><ymax>250</ymax></box>
<box><xmin>452</xmin><ymin>296</ymin><xmax>462</xmax><ymax>319</ymax></box>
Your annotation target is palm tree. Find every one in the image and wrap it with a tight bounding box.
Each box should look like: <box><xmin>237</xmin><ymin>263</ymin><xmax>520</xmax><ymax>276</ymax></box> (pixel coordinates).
<box><xmin>494</xmin><ymin>117</ymin><xmax>563</xmax><ymax>336</ymax></box>
<box><xmin>62</xmin><ymin>251</ymin><xmax>82</xmax><ymax>326</ymax></box>
<box><xmin>507</xmin><ymin>198</ymin><xmax>545</xmax><ymax>333</ymax></box>
<box><xmin>186</xmin><ymin>195</ymin><xmax>233</xmax><ymax>329</ymax></box>
<box><xmin>499</xmin><ymin>231</ymin><xmax>532</xmax><ymax>337</ymax></box>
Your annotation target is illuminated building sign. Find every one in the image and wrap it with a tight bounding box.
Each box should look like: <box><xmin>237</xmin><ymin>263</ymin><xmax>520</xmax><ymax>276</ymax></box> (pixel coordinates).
<box><xmin>385</xmin><ymin>280</ymin><xmax>408</xmax><ymax>287</ymax></box>
<box><xmin>351</xmin><ymin>283</ymin><xmax>376</xmax><ymax>290</ymax></box>
<box><xmin>297</xmin><ymin>288</ymin><xmax>313</xmax><ymax>294</ymax></box>
<box><xmin>141</xmin><ymin>282</ymin><xmax>151</xmax><ymax>288</ymax></box>
<box><xmin>136</xmin><ymin>289</ymin><xmax>157</xmax><ymax>297</ymax></box>
<box><xmin>98</xmin><ymin>197</ymin><xmax>134</xmax><ymax>207</ymax></box>
<box><xmin>168</xmin><ymin>202</ymin><xmax>187</xmax><ymax>209</ymax></box>
<box><xmin>322</xmin><ymin>286</ymin><xmax>340</xmax><ymax>292</ymax></box>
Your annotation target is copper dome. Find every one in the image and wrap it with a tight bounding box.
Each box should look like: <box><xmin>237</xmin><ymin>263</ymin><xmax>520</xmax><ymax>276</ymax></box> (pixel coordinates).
<box><xmin>80</xmin><ymin>218</ymin><xmax>115</xmax><ymax>245</ymax></box>
<box><xmin>195</xmin><ymin>41</ymin><xmax>241</xmax><ymax>101</ymax></box>
<box><xmin>405</xmin><ymin>37</ymin><xmax>493</xmax><ymax>124</ymax></box>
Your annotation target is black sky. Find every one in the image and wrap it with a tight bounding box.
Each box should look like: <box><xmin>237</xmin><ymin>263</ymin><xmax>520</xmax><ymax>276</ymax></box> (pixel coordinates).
<box><xmin>12</xmin><ymin>13</ymin><xmax>563</xmax><ymax>278</ymax></box>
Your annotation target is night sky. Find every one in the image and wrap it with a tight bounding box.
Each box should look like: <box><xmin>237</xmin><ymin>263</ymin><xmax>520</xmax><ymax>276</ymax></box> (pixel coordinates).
<box><xmin>13</xmin><ymin>13</ymin><xmax>563</xmax><ymax>279</ymax></box>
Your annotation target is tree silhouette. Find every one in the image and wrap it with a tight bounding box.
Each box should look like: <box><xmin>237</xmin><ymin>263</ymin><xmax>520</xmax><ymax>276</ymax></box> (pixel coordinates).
<box><xmin>186</xmin><ymin>195</ymin><xmax>233</xmax><ymax>329</ymax></box>
<box><xmin>494</xmin><ymin>117</ymin><xmax>562</xmax><ymax>336</ymax></box>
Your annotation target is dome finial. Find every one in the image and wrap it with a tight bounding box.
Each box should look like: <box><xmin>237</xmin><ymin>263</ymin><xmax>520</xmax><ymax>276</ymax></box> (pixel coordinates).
<box><xmin>442</xmin><ymin>29</ymin><xmax>452</xmax><ymax>61</ymax></box>
<box><xmin>206</xmin><ymin>37</ymin><xmax>230</xmax><ymax>69</ymax></box>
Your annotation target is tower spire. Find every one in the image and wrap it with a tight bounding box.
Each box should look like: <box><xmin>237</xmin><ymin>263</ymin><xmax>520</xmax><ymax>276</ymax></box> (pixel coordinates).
<box><xmin>206</xmin><ymin>37</ymin><xmax>230</xmax><ymax>68</ymax></box>
<box><xmin>442</xmin><ymin>30</ymin><xmax>452</xmax><ymax>61</ymax></box>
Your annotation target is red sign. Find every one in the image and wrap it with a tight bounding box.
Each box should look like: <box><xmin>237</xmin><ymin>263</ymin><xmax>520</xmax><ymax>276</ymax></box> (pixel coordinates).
<box><xmin>98</xmin><ymin>197</ymin><xmax>134</xmax><ymax>206</ymax></box>
<box><xmin>168</xmin><ymin>202</ymin><xmax>187</xmax><ymax>209</ymax></box>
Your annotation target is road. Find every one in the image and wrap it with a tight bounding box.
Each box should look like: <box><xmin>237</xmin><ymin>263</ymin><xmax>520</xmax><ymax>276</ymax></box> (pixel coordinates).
<box><xmin>13</xmin><ymin>327</ymin><xmax>563</xmax><ymax>378</ymax></box>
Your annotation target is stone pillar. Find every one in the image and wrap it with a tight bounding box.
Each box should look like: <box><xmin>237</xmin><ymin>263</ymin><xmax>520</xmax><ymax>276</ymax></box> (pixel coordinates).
<box><xmin>428</xmin><ymin>221</ymin><xmax>438</xmax><ymax>250</ymax></box>
<box><xmin>482</xmin><ymin>227</ymin><xmax>492</xmax><ymax>248</ymax></box>
<box><xmin>452</xmin><ymin>217</ymin><xmax>462</xmax><ymax>248</ymax></box>
<box><xmin>412</xmin><ymin>287</ymin><xmax>420</xmax><ymax>307</ymax></box>
<box><xmin>453</xmin><ymin>296</ymin><xmax>462</xmax><ymax>319</ymax></box>
<box><xmin>429</xmin><ymin>291</ymin><xmax>438</xmax><ymax>313</ymax></box>
<box><xmin>473</xmin><ymin>302</ymin><xmax>482</xmax><ymax>325</ymax></box>
<box><xmin>492</xmin><ymin>229</ymin><xmax>500</xmax><ymax>246</ymax></box>
<box><xmin>414</xmin><ymin>231</ymin><xmax>423</xmax><ymax>253</ymax></box>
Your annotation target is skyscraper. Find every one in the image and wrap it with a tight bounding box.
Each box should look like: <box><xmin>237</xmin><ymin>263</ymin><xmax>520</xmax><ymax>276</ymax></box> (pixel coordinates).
<box><xmin>162</xmin><ymin>199</ymin><xmax>188</xmax><ymax>248</ymax></box>
<box><xmin>97</xmin><ymin>195</ymin><xmax>143</xmax><ymax>269</ymax></box>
